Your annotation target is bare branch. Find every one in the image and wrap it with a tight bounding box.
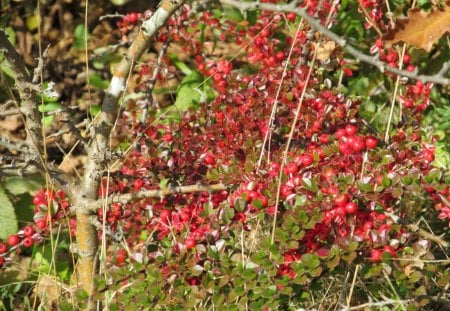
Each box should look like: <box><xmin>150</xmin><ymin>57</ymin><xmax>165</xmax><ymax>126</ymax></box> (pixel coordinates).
<box><xmin>219</xmin><ymin>0</ymin><xmax>450</xmax><ymax>86</ymax></box>
<box><xmin>84</xmin><ymin>183</ymin><xmax>228</xmax><ymax>212</ymax></box>
<box><xmin>0</xmin><ymin>30</ymin><xmax>44</xmax><ymax>155</ymax></box>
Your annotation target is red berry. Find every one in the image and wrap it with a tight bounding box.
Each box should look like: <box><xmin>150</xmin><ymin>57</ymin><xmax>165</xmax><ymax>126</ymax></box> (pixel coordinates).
<box><xmin>363</xmin><ymin>221</ymin><xmax>373</xmax><ymax>232</ymax></box>
<box><xmin>334</xmin><ymin>194</ymin><xmax>349</xmax><ymax>207</ymax></box>
<box><xmin>343</xmin><ymin>68</ymin><xmax>353</xmax><ymax>77</ymax></box>
<box><xmin>286</xmin><ymin>12</ymin><xmax>296</xmax><ymax>22</ymax></box>
<box><xmin>32</xmin><ymin>194</ymin><xmax>44</xmax><ymax>206</ymax></box>
<box><xmin>115</xmin><ymin>249</ymin><xmax>127</xmax><ymax>266</ymax></box>
<box><xmin>56</xmin><ymin>189</ymin><xmax>66</xmax><ymax>200</ymax></box>
<box><xmin>23</xmin><ymin>225</ymin><xmax>35</xmax><ymax>237</ymax></box>
<box><xmin>383</xmin><ymin>245</ymin><xmax>396</xmax><ymax>257</ymax></box>
<box><xmin>202</xmin><ymin>153</ymin><xmax>215</xmax><ymax>165</ymax></box>
<box><xmin>7</xmin><ymin>235</ymin><xmax>20</xmax><ymax>247</ymax></box>
<box><xmin>163</xmin><ymin>133</ymin><xmax>174</xmax><ymax>142</ymax></box>
<box><xmin>257</xmin><ymin>195</ymin><xmax>268</xmax><ymax>208</ymax></box>
<box><xmin>365</xmin><ymin>136</ymin><xmax>378</xmax><ymax>149</ymax></box>
<box><xmin>133</xmin><ymin>179</ymin><xmax>144</xmax><ymax>190</ymax></box>
<box><xmin>124</xmin><ymin>12</ymin><xmax>138</xmax><ymax>24</ymax></box>
<box><xmin>344</xmin><ymin>202</ymin><xmax>358</xmax><ymax>214</ymax></box>
<box><xmin>338</xmin><ymin>141</ymin><xmax>351</xmax><ymax>155</ymax></box>
<box><xmin>35</xmin><ymin>218</ymin><xmax>48</xmax><ymax>230</ymax></box>
<box><xmin>350</xmin><ymin>136</ymin><xmax>365</xmax><ymax>152</ymax></box>
<box><xmin>184</xmin><ymin>237</ymin><xmax>196</xmax><ymax>249</ymax></box>
<box><xmin>280</xmin><ymin>185</ymin><xmax>294</xmax><ymax>198</ymax></box>
<box><xmin>0</xmin><ymin>256</ymin><xmax>4</xmax><ymax>267</ymax></box>
<box><xmin>422</xmin><ymin>149</ymin><xmax>434</xmax><ymax>162</ymax></box>
<box><xmin>345</xmin><ymin>124</ymin><xmax>357</xmax><ymax>137</ymax></box>
<box><xmin>243</xmin><ymin>190</ymin><xmax>258</xmax><ymax>202</ymax></box>
<box><xmin>159</xmin><ymin>210</ymin><xmax>172</xmax><ymax>223</ymax></box>
<box><xmin>285</xmin><ymin>162</ymin><xmax>299</xmax><ymax>174</ymax></box>
<box><xmin>322</xmin><ymin>167</ymin><xmax>336</xmax><ymax>181</ymax></box>
<box><xmin>335</xmin><ymin>129</ymin><xmax>346</xmax><ymax>140</ymax></box>
<box><xmin>22</xmin><ymin>237</ymin><xmax>34</xmax><ymax>248</ymax></box>
<box><xmin>319</xmin><ymin>134</ymin><xmax>330</xmax><ymax>144</ymax></box>
<box><xmin>370</xmin><ymin>249</ymin><xmax>383</xmax><ymax>262</ymax></box>
<box><xmin>269</xmin><ymin>162</ymin><xmax>280</xmax><ymax>177</ymax></box>
<box><xmin>0</xmin><ymin>243</ymin><xmax>7</xmax><ymax>254</ymax></box>
<box><xmin>300</xmin><ymin>154</ymin><xmax>314</xmax><ymax>167</ymax></box>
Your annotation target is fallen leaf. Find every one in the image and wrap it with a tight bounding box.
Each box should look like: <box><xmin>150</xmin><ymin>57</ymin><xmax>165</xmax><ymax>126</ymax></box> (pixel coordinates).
<box><xmin>383</xmin><ymin>6</ymin><xmax>450</xmax><ymax>52</ymax></box>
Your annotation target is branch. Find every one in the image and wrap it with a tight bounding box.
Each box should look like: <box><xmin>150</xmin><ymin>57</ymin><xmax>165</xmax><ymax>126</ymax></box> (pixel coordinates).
<box><xmin>84</xmin><ymin>183</ymin><xmax>228</xmax><ymax>212</ymax></box>
<box><xmin>219</xmin><ymin>0</ymin><xmax>450</xmax><ymax>86</ymax></box>
<box><xmin>0</xmin><ymin>30</ymin><xmax>44</xmax><ymax>155</ymax></box>
<box><xmin>74</xmin><ymin>1</ymin><xmax>185</xmax><ymax>305</ymax></box>
<box><xmin>80</xmin><ymin>0</ymin><xmax>185</xmax><ymax>201</ymax></box>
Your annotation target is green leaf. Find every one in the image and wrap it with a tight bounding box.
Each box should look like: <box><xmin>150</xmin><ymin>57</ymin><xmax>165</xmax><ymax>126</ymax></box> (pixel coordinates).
<box><xmin>356</xmin><ymin>180</ymin><xmax>373</xmax><ymax>192</ymax></box>
<box><xmin>294</xmin><ymin>195</ymin><xmax>307</xmax><ymax>207</ymax></box>
<box><xmin>0</xmin><ymin>187</ymin><xmax>18</xmax><ymax>240</ymax></box>
<box><xmin>88</xmin><ymin>73</ymin><xmax>109</xmax><ymax>89</ymax></box>
<box><xmin>38</xmin><ymin>102</ymin><xmax>61</xmax><ymax>113</ymax></box>
<box><xmin>261</xmin><ymin>285</ymin><xmax>277</xmax><ymax>298</ymax></box>
<box><xmin>246</xmin><ymin>10</ymin><xmax>258</xmax><ymax>25</ymax></box>
<box><xmin>90</xmin><ymin>105</ymin><xmax>101</xmax><ymax>117</ymax></box>
<box><xmin>4</xmin><ymin>175</ymin><xmax>43</xmax><ymax>194</ymax></box>
<box><xmin>174</xmin><ymin>70</ymin><xmax>203</xmax><ymax>111</ymax></box>
<box><xmin>224</xmin><ymin>6</ymin><xmax>244</xmax><ymax>22</ymax></box>
<box><xmin>4</xmin><ymin>27</ymin><xmax>16</xmax><ymax>45</ymax></box>
<box><xmin>0</xmin><ymin>59</ymin><xmax>15</xmax><ymax>78</ymax></box>
<box><xmin>73</xmin><ymin>24</ymin><xmax>90</xmax><ymax>50</ymax></box>
<box><xmin>168</xmin><ymin>54</ymin><xmax>192</xmax><ymax>76</ymax></box>
<box><xmin>42</xmin><ymin>115</ymin><xmax>54</xmax><ymax>126</ymax></box>
<box><xmin>301</xmin><ymin>253</ymin><xmax>320</xmax><ymax>269</ymax></box>
<box><xmin>382</xmin><ymin>176</ymin><xmax>392</xmax><ymax>187</ymax></box>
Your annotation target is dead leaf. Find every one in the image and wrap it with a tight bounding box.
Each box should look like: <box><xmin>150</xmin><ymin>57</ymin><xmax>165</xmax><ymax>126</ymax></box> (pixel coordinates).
<box><xmin>316</xmin><ymin>41</ymin><xmax>336</xmax><ymax>62</ymax></box>
<box><xmin>383</xmin><ymin>6</ymin><xmax>450</xmax><ymax>52</ymax></box>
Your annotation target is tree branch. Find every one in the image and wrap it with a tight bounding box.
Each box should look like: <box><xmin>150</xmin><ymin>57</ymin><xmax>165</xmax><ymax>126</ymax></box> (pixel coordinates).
<box><xmin>74</xmin><ymin>1</ymin><xmax>185</xmax><ymax>307</ymax></box>
<box><xmin>84</xmin><ymin>183</ymin><xmax>228</xmax><ymax>212</ymax></box>
<box><xmin>80</xmin><ymin>0</ymin><xmax>185</xmax><ymax>201</ymax></box>
<box><xmin>0</xmin><ymin>30</ymin><xmax>74</xmax><ymax>192</ymax></box>
<box><xmin>219</xmin><ymin>0</ymin><xmax>450</xmax><ymax>86</ymax></box>
<box><xmin>0</xmin><ymin>30</ymin><xmax>44</xmax><ymax>155</ymax></box>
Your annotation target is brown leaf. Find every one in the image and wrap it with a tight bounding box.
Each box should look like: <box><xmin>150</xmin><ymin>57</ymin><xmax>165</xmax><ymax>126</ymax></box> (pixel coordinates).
<box><xmin>383</xmin><ymin>6</ymin><xmax>450</xmax><ymax>52</ymax></box>
<box><xmin>316</xmin><ymin>41</ymin><xmax>336</xmax><ymax>62</ymax></box>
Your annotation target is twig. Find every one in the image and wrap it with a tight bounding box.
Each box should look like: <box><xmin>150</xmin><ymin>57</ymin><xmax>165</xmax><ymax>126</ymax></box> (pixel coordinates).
<box><xmin>0</xmin><ymin>137</ymin><xmax>31</xmax><ymax>154</ymax></box>
<box><xmin>140</xmin><ymin>40</ymin><xmax>170</xmax><ymax>124</ymax></box>
<box><xmin>219</xmin><ymin>0</ymin><xmax>450</xmax><ymax>86</ymax></box>
<box><xmin>99</xmin><ymin>12</ymin><xmax>124</xmax><ymax>21</ymax></box>
<box><xmin>32</xmin><ymin>45</ymin><xmax>50</xmax><ymax>84</ymax></box>
<box><xmin>89</xmin><ymin>216</ymin><xmax>123</xmax><ymax>242</ymax></box>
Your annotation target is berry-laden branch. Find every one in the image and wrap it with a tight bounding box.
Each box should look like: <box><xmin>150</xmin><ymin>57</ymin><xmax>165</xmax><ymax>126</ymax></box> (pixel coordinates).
<box><xmin>219</xmin><ymin>0</ymin><xmax>450</xmax><ymax>86</ymax></box>
<box><xmin>74</xmin><ymin>0</ymin><xmax>185</xmax><ymax>307</ymax></box>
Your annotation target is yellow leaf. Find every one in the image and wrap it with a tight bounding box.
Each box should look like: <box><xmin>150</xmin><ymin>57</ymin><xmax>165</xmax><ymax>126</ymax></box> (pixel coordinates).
<box><xmin>26</xmin><ymin>15</ymin><xmax>40</xmax><ymax>31</ymax></box>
